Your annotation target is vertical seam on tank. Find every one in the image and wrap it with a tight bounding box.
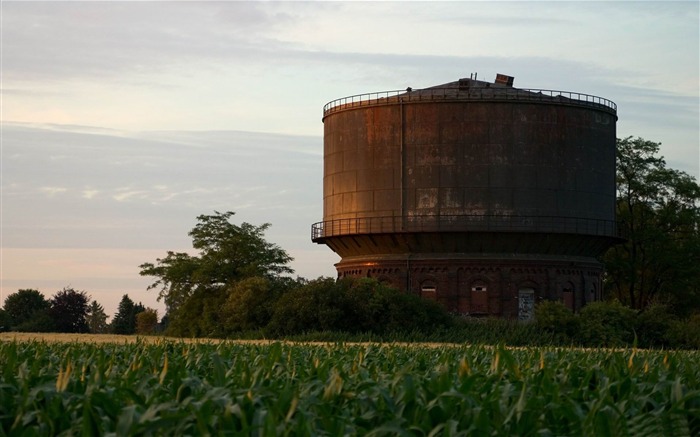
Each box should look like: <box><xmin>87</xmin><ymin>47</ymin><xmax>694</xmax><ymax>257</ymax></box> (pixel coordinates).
<box><xmin>400</xmin><ymin>97</ymin><xmax>405</xmax><ymax>231</ymax></box>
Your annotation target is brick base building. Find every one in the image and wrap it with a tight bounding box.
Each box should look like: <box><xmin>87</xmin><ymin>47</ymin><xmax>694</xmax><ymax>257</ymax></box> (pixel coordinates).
<box><xmin>336</xmin><ymin>254</ymin><xmax>602</xmax><ymax>320</ymax></box>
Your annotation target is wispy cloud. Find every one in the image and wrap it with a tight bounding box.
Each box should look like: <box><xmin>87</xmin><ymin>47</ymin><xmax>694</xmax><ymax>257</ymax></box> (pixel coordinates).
<box><xmin>112</xmin><ymin>190</ymin><xmax>149</xmax><ymax>202</ymax></box>
<box><xmin>82</xmin><ymin>189</ymin><xmax>99</xmax><ymax>199</ymax></box>
<box><xmin>39</xmin><ymin>186</ymin><xmax>68</xmax><ymax>196</ymax></box>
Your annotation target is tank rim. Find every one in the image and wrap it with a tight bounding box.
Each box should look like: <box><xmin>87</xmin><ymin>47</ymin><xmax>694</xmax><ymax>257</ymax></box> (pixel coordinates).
<box><xmin>322</xmin><ymin>86</ymin><xmax>617</xmax><ymax>120</ymax></box>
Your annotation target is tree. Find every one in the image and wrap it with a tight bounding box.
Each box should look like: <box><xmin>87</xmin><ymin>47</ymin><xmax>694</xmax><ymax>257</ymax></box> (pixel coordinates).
<box><xmin>86</xmin><ymin>300</ymin><xmax>109</xmax><ymax>334</ymax></box>
<box><xmin>49</xmin><ymin>287</ymin><xmax>90</xmax><ymax>333</ymax></box>
<box><xmin>166</xmin><ymin>286</ymin><xmax>228</xmax><ymax>337</ymax></box>
<box><xmin>139</xmin><ymin>211</ymin><xmax>293</xmax><ymax>317</ymax></box>
<box><xmin>0</xmin><ymin>309</ymin><xmax>11</xmax><ymax>332</ymax></box>
<box><xmin>222</xmin><ymin>276</ymin><xmax>297</xmax><ymax>333</ymax></box>
<box><xmin>3</xmin><ymin>289</ymin><xmax>50</xmax><ymax>330</ymax></box>
<box><xmin>112</xmin><ymin>294</ymin><xmax>145</xmax><ymax>335</ymax></box>
<box><xmin>604</xmin><ymin>137</ymin><xmax>700</xmax><ymax>313</ymax></box>
<box><xmin>135</xmin><ymin>308</ymin><xmax>158</xmax><ymax>335</ymax></box>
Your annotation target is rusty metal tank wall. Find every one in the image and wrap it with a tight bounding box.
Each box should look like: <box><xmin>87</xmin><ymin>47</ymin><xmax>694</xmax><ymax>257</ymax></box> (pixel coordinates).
<box><xmin>313</xmin><ymin>81</ymin><xmax>620</xmax><ymax>318</ymax></box>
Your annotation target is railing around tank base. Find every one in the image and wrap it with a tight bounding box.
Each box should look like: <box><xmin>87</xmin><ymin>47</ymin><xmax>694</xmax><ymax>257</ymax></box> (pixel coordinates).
<box><xmin>311</xmin><ymin>215</ymin><xmax>620</xmax><ymax>241</ymax></box>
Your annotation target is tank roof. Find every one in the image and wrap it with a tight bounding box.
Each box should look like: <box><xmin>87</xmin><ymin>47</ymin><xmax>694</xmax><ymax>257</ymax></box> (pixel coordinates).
<box><xmin>407</xmin><ymin>77</ymin><xmax>513</xmax><ymax>97</ymax></box>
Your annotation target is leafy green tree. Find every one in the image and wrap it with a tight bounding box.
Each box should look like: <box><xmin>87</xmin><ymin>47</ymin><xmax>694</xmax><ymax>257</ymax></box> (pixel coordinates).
<box><xmin>3</xmin><ymin>289</ymin><xmax>50</xmax><ymax>330</ymax></box>
<box><xmin>112</xmin><ymin>294</ymin><xmax>145</xmax><ymax>335</ymax></box>
<box><xmin>139</xmin><ymin>252</ymin><xmax>200</xmax><ymax>319</ymax></box>
<box><xmin>166</xmin><ymin>286</ymin><xmax>227</xmax><ymax>337</ymax></box>
<box><xmin>49</xmin><ymin>287</ymin><xmax>90</xmax><ymax>333</ymax></box>
<box><xmin>135</xmin><ymin>308</ymin><xmax>159</xmax><ymax>335</ymax></box>
<box><xmin>14</xmin><ymin>309</ymin><xmax>56</xmax><ymax>332</ymax></box>
<box><xmin>86</xmin><ymin>300</ymin><xmax>109</xmax><ymax>334</ymax></box>
<box><xmin>139</xmin><ymin>211</ymin><xmax>293</xmax><ymax>330</ymax></box>
<box><xmin>266</xmin><ymin>277</ymin><xmax>348</xmax><ymax>335</ymax></box>
<box><xmin>222</xmin><ymin>276</ymin><xmax>299</xmax><ymax>333</ymax></box>
<box><xmin>604</xmin><ymin>137</ymin><xmax>700</xmax><ymax>313</ymax></box>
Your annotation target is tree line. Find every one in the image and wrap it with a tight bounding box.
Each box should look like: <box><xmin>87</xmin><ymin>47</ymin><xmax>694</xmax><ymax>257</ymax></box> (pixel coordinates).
<box><xmin>0</xmin><ymin>289</ymin><xmax>158</xmax><ymax>335</ymax></box>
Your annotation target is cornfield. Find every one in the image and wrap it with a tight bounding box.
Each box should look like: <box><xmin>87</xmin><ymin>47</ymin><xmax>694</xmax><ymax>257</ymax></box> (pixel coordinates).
<box><xmin>1</xmin><ymin>338</ymin><xmax>698</xmax><ymax>436</ymax></box>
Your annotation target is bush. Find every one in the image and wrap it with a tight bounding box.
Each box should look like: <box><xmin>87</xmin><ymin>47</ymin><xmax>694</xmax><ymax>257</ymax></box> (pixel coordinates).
<box><xmin>577</xmin><ymin>300</ymin><xmax>637</xmax><ymax>347</ymax></box>
<box><xmin>223</xmin><ymin>277</ymin><xmax>273</xmax><ymax>332</ymax></box>
<box><xmin>166</xmin><ymin>286</ymin><xmax>226</xmax><ymax>338</ymax></box>
<box><xmin>266</xmin><ymin>277</ymin><xmax>453</xmax><ymax>337</ymax></box>
<box><xmin>636</xmin><ymin>304</ymin><xmax>674</xmax><ymax>348</ymax></box>
<box><xmin>376</xmin><ymin>288</ymin><xmax>453</xmax><ymax>334</ymax></box>
<box><xmin>667</xmin><ymin>314</ymin><xmax>700</xmax><ymax>349</ymax></box>
<box><xmin>535</xmin><ymin>300</ymin><xmax>579</xmax><ymax>342</ymax></box>
<box><xmin>222</xmin><ymin>276</ymin><xmax>299</xmax><ymax>333</ymax></box>
<box><xmin>266</xmin><ymin>277</ymin><xmax>335</xmax><ymax>336</ymax></box>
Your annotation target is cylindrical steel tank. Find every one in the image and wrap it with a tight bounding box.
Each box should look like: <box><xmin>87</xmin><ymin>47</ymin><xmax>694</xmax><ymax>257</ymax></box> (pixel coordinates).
<box><xmin>312</xmin><ymin>76</ymin><xmax>621</xmax><ymax>319</ymax></box>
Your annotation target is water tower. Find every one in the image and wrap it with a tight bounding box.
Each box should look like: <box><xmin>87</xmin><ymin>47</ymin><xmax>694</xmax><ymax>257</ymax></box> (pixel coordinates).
<box><xmin>311</xmin><ymin>74</ymin><xmax>621</xmax><ymax>320</ymax></box>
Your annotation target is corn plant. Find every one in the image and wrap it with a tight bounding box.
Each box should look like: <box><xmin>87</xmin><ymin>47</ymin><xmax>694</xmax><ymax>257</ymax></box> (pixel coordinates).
<box><xmin>0</xmin><ymin>340</ymin><xmax>698</xmax><ymax>436</ymax></box>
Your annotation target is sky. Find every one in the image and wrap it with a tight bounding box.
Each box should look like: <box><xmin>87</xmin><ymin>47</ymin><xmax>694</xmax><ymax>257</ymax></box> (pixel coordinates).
<box><xmin>2</xmin><ymin>1</ymin><xmax>698</xmax><ymax>320</ymax></box>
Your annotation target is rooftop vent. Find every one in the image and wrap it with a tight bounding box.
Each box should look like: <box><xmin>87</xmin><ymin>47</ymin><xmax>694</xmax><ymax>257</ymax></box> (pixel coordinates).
<box><xmin>495</xmin><ymin>74</ymin><xmax>514</xmax><ymax>87</ymax></box>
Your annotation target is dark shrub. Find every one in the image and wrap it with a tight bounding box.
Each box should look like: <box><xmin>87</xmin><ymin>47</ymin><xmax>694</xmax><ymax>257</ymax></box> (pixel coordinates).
<box><xmin>636</xmin><ymin>304</ymin><xmax>674</xmax><ymax>348</ymax></box>
<box><xmin>266</xmin><ymin>277</ymin><xmax>335</xmax><ymax>336</ymax></box>
<box><xmin>535</xmin><ymin>300</ymin><xmax>578</xmax><ymax>342</ymax></box>
<box><xmin>667</xmin><ymin>314</ymin><xmax>700</xmax><ymax>349</ymax></box>
<box><xmin>376</xmin><ymin>289</ymin><xmax>453</xmax><ymax>334</ymax></box>
<box><xmin>577</xmin><ymin>300</ymin><xmax>637</xmax><ymax>347</ymax></box>
<box><xmin>166</xmin><ymin>286</ymin><xmax>226</xmax><ymax>338</ymax></box>
<box><xmin>13</xmin><ymin>308</ymin><xmax>56</xmax><ymax>333</ymax></box>
<box><xmin>0</xmin><ymin>309</ymin><xmax>12</xmax><ymax>332</ymax></box>
<box><xmin>223</xmin><ymin>277</ymin><xmax>278</xmax><ymax>333</ymax></box>
<box><xmin>266</xmin><ymin>277</ymin><xmax>452</xmax><ymax>337</ymax></box>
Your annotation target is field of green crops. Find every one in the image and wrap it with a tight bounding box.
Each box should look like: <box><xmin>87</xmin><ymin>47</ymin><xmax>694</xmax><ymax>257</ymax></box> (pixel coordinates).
<box><xmin>1</xmin><ymin>339</ymin><xmax>698</xmax><ymax>436</ymax></box>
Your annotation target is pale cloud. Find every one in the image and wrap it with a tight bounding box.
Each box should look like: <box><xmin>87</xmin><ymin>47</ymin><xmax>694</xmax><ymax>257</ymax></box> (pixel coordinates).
<box><xmin>39</xmin><ymin>186</ymin><xmax>67</xmax><ymax>196</ymax></box>
<box><xmin>82</xmin><ymin>189</ymin><xmax>99</xmax><ymax>199</ymax></box>
<box><xmin>112</xmin><ymin>190</ymin><xmax>149</xmax><ymax>202</ymax></box>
